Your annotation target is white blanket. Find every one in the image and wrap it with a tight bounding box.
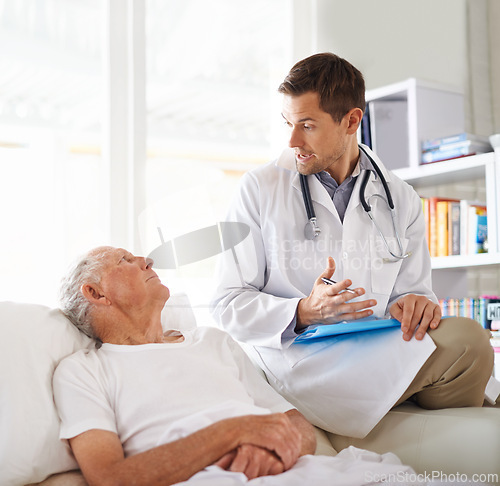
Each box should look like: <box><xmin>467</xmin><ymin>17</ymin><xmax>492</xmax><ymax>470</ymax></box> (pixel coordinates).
<box><xmin>174</xmin><ymin>446</ymin><xmax>422</xmax><ymax>485</ymax></box>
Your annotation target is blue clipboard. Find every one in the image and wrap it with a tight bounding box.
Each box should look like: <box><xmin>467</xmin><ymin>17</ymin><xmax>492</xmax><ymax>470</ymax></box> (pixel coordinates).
<box><xmin>293</xmin><ymin>318</ymin><xmax>401</xmax><ymax>343</ymax></box>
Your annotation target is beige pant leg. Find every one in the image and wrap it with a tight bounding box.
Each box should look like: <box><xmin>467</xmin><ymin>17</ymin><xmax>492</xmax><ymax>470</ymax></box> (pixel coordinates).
<box><xmin>395</xmin><ymin>317</ymin><xmax>493</xmax><ymax>408</ymax></box>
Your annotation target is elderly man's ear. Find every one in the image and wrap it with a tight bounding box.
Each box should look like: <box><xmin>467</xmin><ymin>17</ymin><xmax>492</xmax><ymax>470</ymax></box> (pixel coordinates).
<box><xmin>81</xmin><ymin>284</ymin><xmax>111</xmax><ymax>306</ymax></box>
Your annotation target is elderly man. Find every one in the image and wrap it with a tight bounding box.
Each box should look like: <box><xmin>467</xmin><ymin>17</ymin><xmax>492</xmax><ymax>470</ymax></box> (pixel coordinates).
<box><xmin>53</xmin><ymin>246</ymin><xmax>421</xmax><ymax>485</ymax></box>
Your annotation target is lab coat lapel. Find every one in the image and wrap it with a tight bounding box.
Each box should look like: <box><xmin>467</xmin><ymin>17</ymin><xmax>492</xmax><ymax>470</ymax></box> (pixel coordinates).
<box><xmin>290</xmin><ymin>172</ymin><xmax>340</xmax><ymax>221</ymax></box>
<box><xmin>307</xmin><ymin>175</ymin><xmax>338</xmax><ymax>215</ymax></box>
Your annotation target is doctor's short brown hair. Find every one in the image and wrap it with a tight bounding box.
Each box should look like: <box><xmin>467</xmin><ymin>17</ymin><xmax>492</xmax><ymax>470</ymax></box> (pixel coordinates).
<box><xmin>278</xmin><ymin>52</ymin><xmax>366</xmax><ymax>124</ymax></box>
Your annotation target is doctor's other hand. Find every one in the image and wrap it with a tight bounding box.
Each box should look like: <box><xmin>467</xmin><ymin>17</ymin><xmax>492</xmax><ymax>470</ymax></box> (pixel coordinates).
<box><xmin>295</xmin><ymin>257</ymin><xmax>377</xmax><ymax>331</ymax></box>
<box><xmin>389</xmin><ymin>294</ymin><xmax>442</xmax><ymax>341</ymax></box>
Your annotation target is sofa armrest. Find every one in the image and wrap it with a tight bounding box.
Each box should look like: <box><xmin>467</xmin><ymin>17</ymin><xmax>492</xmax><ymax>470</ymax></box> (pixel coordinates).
<box><xmin>314</xmin><ymin>428</ymin><xmax>337</xmax><ymax>457</ymax></box>
<box><xmin>327</xmin><ymin>402</ymin><xmax>500</xmax><ymax>476</ymax></box>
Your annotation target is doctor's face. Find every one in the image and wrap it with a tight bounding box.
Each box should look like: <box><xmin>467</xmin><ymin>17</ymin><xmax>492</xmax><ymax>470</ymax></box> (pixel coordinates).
<box><xmin>282</xmin><ymin>91</ymin><xmax>352</xmax><ymax>179</ymax></box>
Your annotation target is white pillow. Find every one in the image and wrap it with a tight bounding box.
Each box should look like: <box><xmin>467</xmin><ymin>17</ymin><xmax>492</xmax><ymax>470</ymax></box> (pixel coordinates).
<box><xmin>0</xmin><ymin>295</ymin><xmax>197</xmax><ymax>485</ymax></box>
<box><xmin>0</xmin><ymin>302</ymin><xmax>91</xmax><ymax>486</ymax></box>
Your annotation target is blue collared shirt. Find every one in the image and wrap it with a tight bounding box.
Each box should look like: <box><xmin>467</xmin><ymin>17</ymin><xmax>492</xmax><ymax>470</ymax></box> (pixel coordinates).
<box><xmin>314</xmin><ymin>150</ymin><xmax>374</xmax><ymax>222</ymax></box>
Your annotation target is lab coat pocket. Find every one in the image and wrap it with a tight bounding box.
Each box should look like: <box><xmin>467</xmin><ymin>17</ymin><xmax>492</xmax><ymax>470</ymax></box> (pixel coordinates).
<box><xmin>369</xmin><ymin>235</ymin><xmax>408</xmax><ymax>296</ymax></box>
<box><xmin>284</xmin><ymin>336</ymin><xmax>344</xmax><ymax>368</ymax></box>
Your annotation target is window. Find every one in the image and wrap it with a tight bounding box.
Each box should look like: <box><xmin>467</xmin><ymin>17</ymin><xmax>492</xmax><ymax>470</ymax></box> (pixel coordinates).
<box><xmin>0</xmin><ymin>0</ymin><xmax>291</xmax><ymax>311</ymax></box>
<box><xmin>144</xmin><ymin>0</ymin><xmax>291</xmax><ymax>320</ymax></box>
<box><xmin>0</xmin><ymin>0</ymin><xmax>105</xmax><ymax>305</ymax></box>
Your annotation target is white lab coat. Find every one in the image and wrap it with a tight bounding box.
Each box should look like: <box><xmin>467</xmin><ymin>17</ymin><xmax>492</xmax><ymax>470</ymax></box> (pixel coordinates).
<box><xmin>211</xmin><ymin>145</ymin><xmax>437</xmax><ymax>438</ymax></box>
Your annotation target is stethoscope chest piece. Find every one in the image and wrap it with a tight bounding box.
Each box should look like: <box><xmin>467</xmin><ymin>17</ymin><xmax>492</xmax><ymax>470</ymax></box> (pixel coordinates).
<box><xmin>299</xmin><ymin>173</ymin><xmax>321</xmax><ymax>240</ymax></box>
<box><xmin>304</xmin><ymin>217</ymin><xmax>321</xmax><ymax>240</ymax></box>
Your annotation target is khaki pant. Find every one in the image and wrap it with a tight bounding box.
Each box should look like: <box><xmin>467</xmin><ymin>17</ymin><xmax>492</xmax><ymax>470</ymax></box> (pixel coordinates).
<box><xmin>395</xmin><ymin>317</ymin><xmax>494</xmax><ymax>408</ymax></box>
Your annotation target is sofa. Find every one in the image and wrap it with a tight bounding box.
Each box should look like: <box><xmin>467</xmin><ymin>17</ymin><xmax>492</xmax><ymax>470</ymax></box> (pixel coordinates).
<box><xmin>1</xmin><ymin>298</ymin><xmax>499</xmax><ymax>486</ymax></box>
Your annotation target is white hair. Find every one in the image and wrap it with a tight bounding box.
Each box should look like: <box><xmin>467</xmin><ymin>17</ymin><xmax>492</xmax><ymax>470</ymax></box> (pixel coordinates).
<box><xmin>59</xmin><ymin>247</ymin><xmax>111</xmax><ymax>340</ymax></box>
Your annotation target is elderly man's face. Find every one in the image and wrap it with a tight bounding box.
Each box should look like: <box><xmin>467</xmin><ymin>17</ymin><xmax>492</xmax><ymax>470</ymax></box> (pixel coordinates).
<box><xmin>96</xmin><ymin>247</ymin><xmax>169</xmax><ymax>312</ymax></box>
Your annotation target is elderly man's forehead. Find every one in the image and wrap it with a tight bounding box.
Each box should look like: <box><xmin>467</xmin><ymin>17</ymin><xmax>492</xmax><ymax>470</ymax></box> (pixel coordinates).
<box><xmin>87</xmin><ymin>246</ymin><xmax>117</xmax><ymax>259</ymax></box>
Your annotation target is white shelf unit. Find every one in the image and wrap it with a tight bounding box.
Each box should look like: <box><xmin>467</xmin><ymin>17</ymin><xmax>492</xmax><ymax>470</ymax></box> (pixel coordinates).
<box><xmin>392</xmin><ymin>151</ymin><xmax>500</xmax><ymax>300</ymax></box>
<box><xmin>364</xmin><ymin>78</ymin><xmax>465</xmax><ymax>170</ymax></box>
<box><xmin>364</xmin><ymin>78</ymin><xmax>499</xmax><ymax>302</ymax></box>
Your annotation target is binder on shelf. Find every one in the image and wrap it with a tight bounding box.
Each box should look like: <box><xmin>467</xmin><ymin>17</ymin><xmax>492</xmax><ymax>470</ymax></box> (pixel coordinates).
<box><xmin>361</xmin><ymin>109</ymin><xmax>372</xmax><ymax>147</ymax></box>
<box><xmin>368</xmin><ymin>100</ymin><xmax>408</xmax><ymax>171</ymax></box>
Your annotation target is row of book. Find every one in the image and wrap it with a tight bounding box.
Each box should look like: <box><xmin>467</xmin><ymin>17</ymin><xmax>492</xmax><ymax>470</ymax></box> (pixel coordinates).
<box><xmin>491</xmin><ymin>332</ymin><xmax>500</xmax><ymax>380</ymax></box>
<box><xmin>421</xmin><ymin>132</ymin><xmax>492</xmax><ymax>164</ymax></box>
<box><xmin>439</xmin><ymin>296</ymin><xmax>500</xmax><ymax>329</ymax></box>
<box><xmin>421</xmin><ymin>196</ymin><xmax>487</xmax><ymax>257</ymax></box>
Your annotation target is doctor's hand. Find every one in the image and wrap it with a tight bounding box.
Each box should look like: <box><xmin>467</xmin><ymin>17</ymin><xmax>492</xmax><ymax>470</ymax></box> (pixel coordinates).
<box><xmin>296</xmin><ymin>257</ymin><xmax>377</xmax><ymax>331</ymax></box>
<box><xmin>390</xmin><ymin>294</ymin><xmax>442</xmax><ymax>341</ymax></box>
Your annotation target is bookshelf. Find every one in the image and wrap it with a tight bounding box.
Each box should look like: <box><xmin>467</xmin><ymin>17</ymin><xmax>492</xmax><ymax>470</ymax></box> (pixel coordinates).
<box><xmin>392</xmin><ymin>151</ymin><xmax>500</xmax><ymax>300</ymax></box>
<box><xmin>362</xmin><ymin>80</ymin><xmax>499</xmax><ymax>303</ymax></box>
<box><xmin>393</xmin><ymin>152</ymin><xmax>499</xmax><ymax>258</ymax></box>
<box><xmin>364</xmin><ymin>78</ymin><xmax>465</xmax><ymax>170</ymax></box>
<box><xmin>365</xmin><ymin>79</ymin><xmax>500</xmax><ymax>375</ymax></box>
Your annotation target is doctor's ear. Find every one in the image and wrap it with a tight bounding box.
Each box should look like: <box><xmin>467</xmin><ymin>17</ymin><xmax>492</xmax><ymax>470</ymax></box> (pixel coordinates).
<box><xmin>81</xmin><ymin>283</ymin><xmax>110</xmax><ymax>306</ymax></box>
<box><xmin>345</xmin><ymin>108</ymin><xmax>363</xmax><ymax>134</ymax></box>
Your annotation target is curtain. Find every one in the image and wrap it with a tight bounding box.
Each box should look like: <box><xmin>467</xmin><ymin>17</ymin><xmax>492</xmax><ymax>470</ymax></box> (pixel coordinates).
<box><xmin>467</xmin><ymin>0</ymin><xmax>500</xmax><ymax>135</ymax></box>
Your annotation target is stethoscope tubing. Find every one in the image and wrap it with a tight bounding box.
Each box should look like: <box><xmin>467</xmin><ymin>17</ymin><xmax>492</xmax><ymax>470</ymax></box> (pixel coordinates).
<box><xmin>299</xmin><ymin>145</ymin><xmax>411</xmax><ymax>261</ymax></box>
<box><xmin>358</xmin><ymin>145</ymin><xmax>394</xmax><ymax>211</ymax></box>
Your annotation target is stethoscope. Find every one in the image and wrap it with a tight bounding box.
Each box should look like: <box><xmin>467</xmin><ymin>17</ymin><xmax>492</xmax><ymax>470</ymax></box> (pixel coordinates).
<box><xmin>300</xmin><ymin>145</ymin><xmax>411</xmax><ymax>262</ymax></box>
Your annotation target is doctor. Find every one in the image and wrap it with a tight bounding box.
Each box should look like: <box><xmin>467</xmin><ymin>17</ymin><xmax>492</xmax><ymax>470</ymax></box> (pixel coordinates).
<box><xmin>211</xmin><ymin>52</ymin><xmax>494</xmax><ymax>438</ymax></box>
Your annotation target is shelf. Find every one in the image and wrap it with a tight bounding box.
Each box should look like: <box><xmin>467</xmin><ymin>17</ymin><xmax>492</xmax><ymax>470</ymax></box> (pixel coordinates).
<box><xmin>394</xmin><ymin>151</ymin><xmax>499</xmax><ymax>255</ymax></box>
<box><xmin>393</xmin><ymin>152</ymin><xmax>495</xmax><ymax>187</ymax></box>
<box><xmin>364</xmin><ymin>78</ymin><xmax>465</xmax><ymax>170</ymax></box>
<box><xmin>431</xmin><ymin>252</ymin><xmax>500</xmax><ymax>270</ymax></box>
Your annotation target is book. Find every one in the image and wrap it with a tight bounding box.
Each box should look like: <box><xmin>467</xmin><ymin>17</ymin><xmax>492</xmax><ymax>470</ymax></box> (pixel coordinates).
<box><xmin>421</xmin><ymin>132</ymin><xmax>490</xmax><ymax>151</ymax></box>
<box><xmin>459</xmin><ymin>200</ymin><xmax>487</xmax><ymax>255</ymax></box>
<box><xmin>439</xmin><ymin>296</ymin><xmax>500</xmax><ymax>328</ymax></box>
<box><xmin>424</xmin><ymin>139</ymin><xmax>491</xmax><ymax>152</ymax></box>
<box><xmin>427</xmin><ymin>197</ymin><xmax>459</xmax><ymax>257</ymax></box>
<box><xmin>436</xmin><ymin>200</ymin><xmax>449</xmax><ymax>257</ymax></box>
<box><xmin>448</xmin><ymin>201</ymin><xmax>461</xmax><ymax>255</ymax></box>
<box><xmin>421</xmin><ymin>197</ymin><xmax>487</xmax><ymax>257</ymax></box>
<box><xmin>479</xmin><ymin>296</ymin><xmax>500</xmax><ymax>329</ymax></box>
<box><xmin>421</xmin><ymin>143</ymin><xmax>490</xmax><ymax>164</ymax></box>
<box><xmin>467</xmin><ymin>204</ymin><xmax>487</xmax><ymax>254</ymax></box>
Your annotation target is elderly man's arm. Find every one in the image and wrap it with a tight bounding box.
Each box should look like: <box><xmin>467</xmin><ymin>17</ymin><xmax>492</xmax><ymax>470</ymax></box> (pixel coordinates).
<box><xmin>69</xmin><ymin>413</ymin><xmax>302</xmax><ymax>486</ymax></box>
<box><xmin>285</xmin><ymin>408</ymin><xmax>316</xmax><ymax>456</ymax></box>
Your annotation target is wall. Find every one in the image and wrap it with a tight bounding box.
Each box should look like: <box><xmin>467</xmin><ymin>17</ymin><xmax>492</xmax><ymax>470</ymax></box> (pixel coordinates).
<box><xmin>315</xmin><ymin>0</ymin><xmax>468</xmax><ymax>93</ymax></box>
<box><xmin>292</xmin><ymin>0</ymin><xmax>500</xmax><ymax>136</ymax></box>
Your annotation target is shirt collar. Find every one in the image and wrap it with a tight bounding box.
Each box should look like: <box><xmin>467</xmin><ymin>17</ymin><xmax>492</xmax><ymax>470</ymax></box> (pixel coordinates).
<box><xmin>317</xmin><ymin>149</ymin><xmax>376</xmax><ymax>186</ymax></box>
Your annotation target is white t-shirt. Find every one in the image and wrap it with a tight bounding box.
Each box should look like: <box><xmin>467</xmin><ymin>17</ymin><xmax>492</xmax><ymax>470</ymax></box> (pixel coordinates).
<box><xmin>53</xmin><ymin>327</ymin><xmax>293</xmax><ymax>457</ymax></box>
